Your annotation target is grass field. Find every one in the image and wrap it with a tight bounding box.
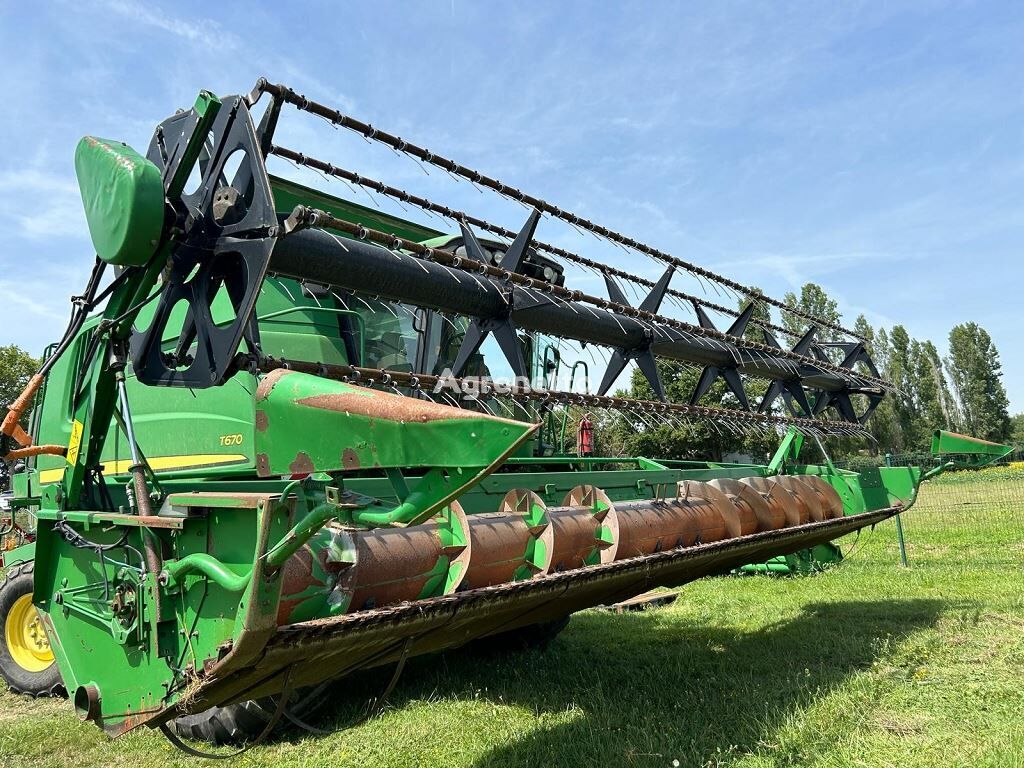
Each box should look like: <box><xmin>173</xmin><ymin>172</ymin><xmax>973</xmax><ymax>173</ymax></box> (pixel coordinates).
<box><xmin>1</xmin><ymin>473</ymin><xmax>1021</xmax><ymax>767</ymax></box>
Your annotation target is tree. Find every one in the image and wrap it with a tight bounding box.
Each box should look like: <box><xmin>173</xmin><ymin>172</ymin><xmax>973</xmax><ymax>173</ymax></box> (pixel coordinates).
<box><xmin>874</xmin><ymin>326</ymin><xmax>892</xmax><ymax>375</ymax></box>
<box><xmin>735</xmin><ymin>294</ymin><xmax>783</xmax><ymax>460</ymax></box>
<box><xmin>620</xmin><ymin>359</ymin><xmax>731</xmax><ymax>461</ymax></box>
<box><xmin>0</xmin><ymin>345</ymin><xmax>39</xmax><ymax>410</ymax></box>
<box><xmin>740</xmin><ymin>292</ymin><xmax>773</xmax><ymax>345</ymax></box>
<box><xmin>945</xmin><ymin>323</ymin><xmax>1011</xmax><ymax>442</ymax></box>
<box><xmin>1011</xmin><ymin>413</ymin><xmax>1024</xmax><ymax>449</ymax></box>
<box><xmin>913</xmin><ymin>340</ymin><xmax>956</xmax><ymax>432</ymax></box>
<box><xmin>846</xmin><ymin>315</ymin><xmax>898</xmax><ymax>456</ymax></box>
<box><xmin>864</xmin><ymin>326</ymin><xmax>959</xmax><ymax>452</ymax></box>
<box><xmin>861</xmin><ymin>323</ymin><xmax>926</xmax><ymax>453</ymax></box>
<box><xmin>853</xmin><ymin>314</ymin><xmax>875</xmax><ymax>350</ymax></box>
<box><xmin>885</xmin><ymin>326</ymin><xmax>917</xmax><ymax>451</ymax></box>
<box><xmin>782</xmin><ymin>283</ymin><xmax>842</xmax><ymax>343</ymax></box>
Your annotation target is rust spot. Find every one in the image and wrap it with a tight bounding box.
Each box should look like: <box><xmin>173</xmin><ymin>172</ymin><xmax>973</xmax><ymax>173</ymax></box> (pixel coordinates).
<box><xmin>255</xmin><ymin>410</ymin><xmax>269</xmax><ymax>432</ymax></box>
<box><xmin>256</xmin><ymin>368</ymin><xmax>295</xmax><ymax>402</ymax></box>
<box><xmin>261</xmin><ymin>368</ymin><xmax>526</xmax><ymax>425</ymax></box>
<box><xmin>342</xmin><ymin>447</ymin><xmax>360</xmax><ymax>470</ymax></box>
<box><xmin>256</xmin><ymin>453</ymin><xmax>271</xmax><ymax>478</ymax></box>
<box><xmin>289</xmin><ymin>452</ymin><xmax>315</xmax><ymax>475</ymax></box>
<box><xmin>297</xmin><ymin>388</ymin><xmax>519</xmax><ymax>424</ymax></box>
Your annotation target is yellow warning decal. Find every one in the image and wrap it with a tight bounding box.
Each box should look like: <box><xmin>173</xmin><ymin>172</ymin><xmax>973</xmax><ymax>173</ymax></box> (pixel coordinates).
<box><xmin>65</xmin><ymin>420</ymin><xmax>84</xmax><ymax>466</ymax></box>
<box><xmin>39</xmin><ymin>453</ymin><xmax>249</xmax><ymax>484</ymax></box>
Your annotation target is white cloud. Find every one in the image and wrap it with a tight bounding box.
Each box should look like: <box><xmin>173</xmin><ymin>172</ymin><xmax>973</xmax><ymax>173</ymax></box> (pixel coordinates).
<box><xmin>0</xmin><ymin>169</ymin><xmax>77</xmax><ymax>195</ymax></box>
<box><xmin>0</xmin><ymin>168</ymin><xmax>87</xmax><ymax>242</ymax></box>
<box><xmin>0</xmin><ymin>280</ymin><xmax>68</xmax><ymax>323</ymax></box>
<box><xmin>99</xmin><ymin>0</ymin><xmax>235</xmax><ymax>49</ymax></box>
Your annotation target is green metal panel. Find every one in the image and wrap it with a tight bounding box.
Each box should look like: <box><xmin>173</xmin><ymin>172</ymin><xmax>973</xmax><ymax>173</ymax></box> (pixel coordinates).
<box><xmin>253</xmin><ymin>369</ymin><xmax>535</xmax><ymax>477</ymax></box>
<box><xmin>930</xmin><ymin>429</ymin><xmax>1013</xmax><ymax>466</ymax></box>
<box><xmin>32</xmin><ymin>493</ymin><xmax>295</xmax><ymax>735</ymax></box>
<box><xmin>29</xmin><ymin>279</ymin><xmax>361</xmax><ymax>488</ymax></box>
<box><xmin>74</xmin><ymin>137</ymin><xmax>164</xmax><ymax>267</ymax></box>
<box><xmin>0</xmin><ymin>541</ymin><xmax>35</xmax><ymax>569</ymax></box>
<box><xmin>270</xmin><ymin>176</ymin><xmax>443</xmax><ymax>243</ymax></box>
<box><xmin>792</xmin><ymin>464</ymin><xmax>923</xmax><ymax>515</ymax></box>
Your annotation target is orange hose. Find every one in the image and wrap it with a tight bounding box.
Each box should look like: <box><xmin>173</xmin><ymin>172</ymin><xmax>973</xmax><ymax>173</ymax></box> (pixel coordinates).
<box><xmin>1</xmin><ymin>374</ymin><xmax>43</xmax><ymax>437</ymax></box>
<box><xmin>0</xmin><ymin>374</ymin><xmax>55</xmax><ymax>460</ymax></box>
<box><xmin>4</xmin><ymin>445</ymin><xmax>66</xmax><ymax>460</ymax></box>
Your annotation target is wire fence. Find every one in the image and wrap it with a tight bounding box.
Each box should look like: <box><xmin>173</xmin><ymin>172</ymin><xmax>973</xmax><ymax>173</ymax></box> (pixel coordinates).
<box><xmin>836</xmin><ymin>453</ymin><xmax>1024</xmax><ymax>567</ymax></box>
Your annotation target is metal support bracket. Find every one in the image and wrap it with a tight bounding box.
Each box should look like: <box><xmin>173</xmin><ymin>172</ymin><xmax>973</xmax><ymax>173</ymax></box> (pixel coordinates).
<box><xmin>131</xmin><ymin>93</ymin><xmax>279</xmax><ymax>387</ymax></box>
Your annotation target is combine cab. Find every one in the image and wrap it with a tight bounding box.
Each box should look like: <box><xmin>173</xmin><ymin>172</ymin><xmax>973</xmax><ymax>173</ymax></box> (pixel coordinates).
<box><xmin>0</xmin><ymin>82</ymin><xmax>1003</xmax><ymax>749</ymax></box>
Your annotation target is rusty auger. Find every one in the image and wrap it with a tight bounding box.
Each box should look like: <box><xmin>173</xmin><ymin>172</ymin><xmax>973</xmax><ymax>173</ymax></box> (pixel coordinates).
<box><xmin>3</xmin><ymin>80</ymin><xmax>969</xmax><ymax>751</ymax></box>
<box><xmin>272</xmin><ymin>476</ymin><xmax>847</xmax><ymax>627</ymax></box>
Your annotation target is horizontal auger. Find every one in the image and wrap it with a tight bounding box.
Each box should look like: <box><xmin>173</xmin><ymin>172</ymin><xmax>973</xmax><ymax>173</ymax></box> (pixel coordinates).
<box><xmin>275</xmin><ymin>476</ymin><xmax>844</xmax><ymax>624</ymax></box>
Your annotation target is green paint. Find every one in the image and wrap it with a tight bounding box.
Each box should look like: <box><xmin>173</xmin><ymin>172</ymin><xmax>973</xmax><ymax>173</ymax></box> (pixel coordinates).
<box><xmin>75</xmin><ymin>137</ymin><xmax>164</xmax><ymax>267</ymax></box>
<box><xmin>0</xmin><ymin>541</ymin><xmax>35</xmax><ymax>569</ymax></box>
<box><xmin>165</xmin><ymin>91</ymin><xmax>221</xmax><ymax>200</ymax></box>
<box><xmin>255</xmin><ymin>370</ymin><xmax>536</xmax><ymax>526</ymax></box>
<box><xmin>271</xmin><ymin>175</ymin><xmax>443</xmax><ymax>243</ymax></box>
<box><xmin>161</xmin><ymin>553</ymin><xmax>251</xmax><ymax>593</ymax></box>
<box><xmin>437</xmin><ymin>505</ymin><xmax>470</xmax><ymax>595</ymax></box>
<box><xmin>930</xmin><ymin>430</ymin><xmax>1012</xmax><ymax>466</ymax></box>
<box><xmin>255</xmin><ymin>370</ymin><xmax>534</xmax><ymax>478</ymax></box>
<box><xmin>767</xmin><ymin>428</ymin><xmax>804</xmax><ymax>474</ymax></box>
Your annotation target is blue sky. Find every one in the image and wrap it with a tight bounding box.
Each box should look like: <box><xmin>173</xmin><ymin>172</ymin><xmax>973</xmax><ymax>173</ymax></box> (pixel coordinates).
<box><xmin>0</xmin><ymin>1</ymin><xmax>1020</xmax><ymax>412</ymax></box>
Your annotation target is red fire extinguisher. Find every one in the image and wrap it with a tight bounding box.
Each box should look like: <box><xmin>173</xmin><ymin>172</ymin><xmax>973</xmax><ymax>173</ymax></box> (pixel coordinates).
<box><xmin>577</xmin><ymin>413</ymin><xmax>594</xmax><ymax>457</ymax></box>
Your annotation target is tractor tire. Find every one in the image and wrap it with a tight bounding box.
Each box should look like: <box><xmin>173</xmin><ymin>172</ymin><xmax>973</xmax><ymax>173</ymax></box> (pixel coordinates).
<box><xmin>0</xmin><ymin>561</ymin><xmax>63</xmax><ymax>697</ymax></box>
<box><xmin>472</xmin><ymin>615</ymin><xmax>572</xmax><ymax>653</ymax></box>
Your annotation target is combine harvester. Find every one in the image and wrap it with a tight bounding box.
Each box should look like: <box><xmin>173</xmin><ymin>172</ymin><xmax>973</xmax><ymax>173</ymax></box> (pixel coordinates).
<box><xmin>0</xmin><ymin>82</ymin><xmax>1004</xmax><ymax>750</ymax></box>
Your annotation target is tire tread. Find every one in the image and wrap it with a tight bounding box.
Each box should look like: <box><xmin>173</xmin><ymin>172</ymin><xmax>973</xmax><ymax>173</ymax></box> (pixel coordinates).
<box><xmin>0</xmin><ymin>561</ymin><xmax>65</xmax><ymax>697</ymax></box>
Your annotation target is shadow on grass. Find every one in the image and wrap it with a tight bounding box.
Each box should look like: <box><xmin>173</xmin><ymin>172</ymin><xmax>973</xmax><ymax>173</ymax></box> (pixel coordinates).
<box><xmin>313</xmin><ymin>597</ymin><xmax>946</xmax><ymax>767</ymax></box>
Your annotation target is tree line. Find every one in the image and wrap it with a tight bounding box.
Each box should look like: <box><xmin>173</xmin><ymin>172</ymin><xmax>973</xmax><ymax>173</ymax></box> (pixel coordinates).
<box><xmin>598</xmin><ymin>283</ymin><xmax>1018</xmax><ymax>462</ymax></box>
<box><xmin>784</xmin><ymin>284</ymin><xmax>1014</xmax><ymax>453</ymax></box>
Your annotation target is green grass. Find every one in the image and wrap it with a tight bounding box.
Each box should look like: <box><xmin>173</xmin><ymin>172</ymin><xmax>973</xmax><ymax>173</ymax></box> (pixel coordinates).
<box><xmin>2</xmin><ymin>475</ymin><xmax>1022</xmax><ymax>768</ymax></box>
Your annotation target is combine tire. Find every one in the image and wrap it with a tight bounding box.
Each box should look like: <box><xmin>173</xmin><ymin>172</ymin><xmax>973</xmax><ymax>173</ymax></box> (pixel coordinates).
<box><xmin>0</xmin><ymin>562</ymin><xmax>63</xmax><ymax>696</ymax></box>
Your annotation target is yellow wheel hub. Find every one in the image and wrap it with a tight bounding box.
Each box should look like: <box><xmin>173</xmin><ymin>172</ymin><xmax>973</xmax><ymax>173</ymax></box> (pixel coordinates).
<box><xmin>5</xmin><ymin>593</ymin><xmax>54</xmax><ymax>673</ymax></box>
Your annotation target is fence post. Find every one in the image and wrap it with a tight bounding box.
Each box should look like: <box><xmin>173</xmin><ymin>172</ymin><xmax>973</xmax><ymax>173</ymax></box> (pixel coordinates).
<box><xmin>887</xmin><ymin>452</ymin><xmax>910</xmax><ymax>567</ymax></box>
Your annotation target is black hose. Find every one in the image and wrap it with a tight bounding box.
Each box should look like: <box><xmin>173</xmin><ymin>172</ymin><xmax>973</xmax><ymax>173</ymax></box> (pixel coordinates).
<box><xmin>39</xmin><ymin>258</ymin><xmax>107</xmax><ymax>377</ymax></box>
